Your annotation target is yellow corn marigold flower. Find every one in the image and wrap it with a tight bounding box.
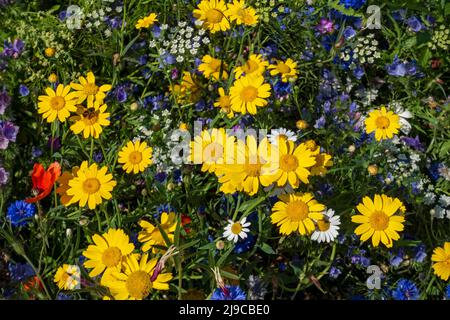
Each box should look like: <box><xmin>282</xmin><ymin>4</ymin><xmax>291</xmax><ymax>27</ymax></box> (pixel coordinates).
<box><xmin>234</xmin><ymin>54</ymin><xmax>268</xmax><ymax>79</ymax></box>
<box><xmin>351</xmin><ymin>194</ymin><xmax>405</xmax><ymax>248</ymax></box>
<box><xmin>193</xmin><ymin>0</ymin><xmax>230</xmax><ymax>33</ymax></box>
<box><xmin>135</xmin><ymin>13</ymin><xmax>158</xmax><ymax>29</ymax></box>
<box><xmin>38</xmin><ymin>84</ymin><xmax>78</xmax><ymax>123</ymax></box>
<box><xmin>190</xmin><ymin>128</ymin><xmax>236</xmax><ymax>174</ymax></box>
<box><xmin>54</xmin><ymin>264</ymin><xmax>80</xmax><ymax>290</ymax></box>
<box><xmin>66</xmin><ymin>161</ymin><xmax>116</xmax><ymax>210</ymax></box>
<box><xmin>365</xmin><ymin>106</ymin><xmax>400</xmax><ymax>141</ymax></box>
<box><xmin>69</xmin><ymin>103</ymin><xmax>110</xmax><ymax>139</ymax></box>
<box><xmin>218</xmin><ymin>136</ymin><xmax>273</xmax><ymax>196</ymax></box>
<box><xmin>101</xmin><ymin>253</ymin><xmax>173</xmax><ymax>300</ymax></box>
<box><xmin>118</xmin><ymin>140</ymin><xmax>153</xmax><ymax>174</ymax></box>
<box><xmin>44</xmin><ymin>47</ymin><xmax>56</xmax><ymax>57</ymax></box>
<box><xmin>214</xmin><ymin>88</ymin><xmax>234</xmax><ymax>118</ymax></box>
<box><xmin>268</xmin><ymin>58</ymin><xmax>298</xmax><ymax>82</ymax></box>
<box><xmin>70</xmin><ymin>72</ymin><xmax>112</xmax><ymax>107</ymax></box>
<box><xmin>56</xmin><ymin>167</ymin><xmax>79</xmax><ymax>206</ymax></box>
<box><xmin>229</xmin><ymin>74</ymin><xmax>271</xmax><ymax>115</ymax></box>
<box><xmin>261</xmin><ymin>140</ymin><xmax>317</xmax><ymax>188</ymax></box>
<box><xmin>226</xmin><ymin>0</ymin><xmax>259</xmax><ymax>26</ymax></box>
<box><xmin>431</xmin><ymin>242</ymin><xmax>450</xmax><ymax>281</ymax></box>
<box><xmin>310</xmin><ymin>152</ymin><xmax>333</xmax><ymax>176</ymax></box>
<box><xmin>198</xmin><ymin>55</ymin><xmax>228</xmax><ymax>81</ymax></box>
<box><xmin>271</xmin><ymin>192</ymin><xmax>325</xmax><ymax>235</ymax></box>
<box><xmin>82</xmin><ymin>229</ymin><xmax>135</xmax><ymax>278</ymax></box>
<box><xmin>138</xmin><ymin>212</ymin><xmax>178</xmax><ymax>253</ymax></box>
<box><xmin>48</xmin><ymin>73</ymin><xmax>58</xmax><ymax>83</ymax></box>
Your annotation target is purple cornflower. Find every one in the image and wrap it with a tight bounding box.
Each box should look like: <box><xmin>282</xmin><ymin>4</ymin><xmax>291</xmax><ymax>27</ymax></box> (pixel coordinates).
<box><xmin>0</xmin><ymin>90</ymin><xmax>11</xmax><ymax>114</ymax></box>
<box><xmin>317</xmin><ymin>18</ymin><xmax>334</xmax><ymax>34</ymax></box>
<box><xmin>1</xmin><ymin>39</ymin><xmax>25</xmax><ymax>58</ymax></box>
<box><xmin>0</xmin><ymin>120</ymin><xmax>19</xmax><ymax>150</ymax></box>
<box><xmin>401</xmin><ymin>136</ymin><xmax>425</xmax><ymax>152</ymax></box>
<box><xmin>0</xmin><ymin>166</ymin><xmax>9</xmax><ymax>186</ymax></box>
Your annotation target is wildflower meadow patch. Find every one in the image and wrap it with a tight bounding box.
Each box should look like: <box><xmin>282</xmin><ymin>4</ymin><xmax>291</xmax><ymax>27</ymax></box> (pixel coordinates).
<box><xmin>0</xmin><ymin>0</ymin><xmax>449</xmax><ymax>301</ymax></box>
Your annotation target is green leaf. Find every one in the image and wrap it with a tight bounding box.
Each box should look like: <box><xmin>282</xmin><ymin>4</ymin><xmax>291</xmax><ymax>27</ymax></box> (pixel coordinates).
<box><xmin>259</xmin><ymin>243</ymin><xmax>276</xmax><ymax>255</ymax></box>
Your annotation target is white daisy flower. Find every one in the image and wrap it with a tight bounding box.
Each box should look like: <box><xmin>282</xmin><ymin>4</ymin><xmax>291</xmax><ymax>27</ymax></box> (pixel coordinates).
<box><xmin>223</xmin><ymin>217</ymin><xmax>251</xmax><ymax>243</ymax></box>
<box><xmin>267</xmin><ymin>128</ymin><xmax>297</xmax><ymax>145</ymax></box>
<box><xmin>311</xmin><ymin>209</ymin><xmax>340</xmax><ymax>243</ymax></box>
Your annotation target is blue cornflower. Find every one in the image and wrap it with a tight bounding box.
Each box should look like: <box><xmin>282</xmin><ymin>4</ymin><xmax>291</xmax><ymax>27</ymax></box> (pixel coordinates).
<box><xmin>155</xmin><ymin>204</ymin><xmax>175</xmax><ymax>220</ymax></box>
<box><xmin>392</xmin><ymin>279</ymin><xmax>420</xmax><ymax>300</ymax></box>
<box><xmin>8</xmin><ymin>262</ymin><xmax>35</xmax><ymax>282</ymax></box>
<box><xmin>406</xmin><ymin>16</ymin><xmax>424</xmax><ymax>32</ymax></box>
<box><xmin>329</xmin><ymin>266</ymin><xmax>342</xmax><ymax>279</ymax></box>
<box><xmin>446</xmin><ymin>285</ymin><xmax>450</xmax><ymax>299</ymax></box>
<box><xmin>6</xmin><ymin>200</ymin><xmax>35</xmax><ymax>227</ymax></box>
<box><xmin>339</xmin><ymin>0</ymin><xmax>366</xmax><ymax>10</ymax></box>
<box><xmin>234</xmin><ymin>233</ymin><xmax>256</xmax><ymax>254</ymax></box>
<box><xmin>211</xmin><ymin>285</ymin><xmax>246</xmax><ymax>300</ymax></box>
<box><xmin>56</xmin><ymin>293</ymin><xmax>74</xmax><ymax>300</ymax></box>
<box><xmin>412</xmin><ymin>244</ymin><xmax>427</xmax><ymax>263</ymax></box>
<box><xmin>428</xmin><ymin>162</ymin><xmax>443</xmax><ymax>182</ymax></box>
<box><xmin>93</xmin><ymin>151</ymin><xmax>103</xmax><ymax>163</ymax></box>
<box><xmin>389</xmin><ymin>249</ymin><xmax>404</xmax><ymax>267</ymax></box>
<box><xmin>19</xmin><ymin>84</ymin><xmax>29</xmax><ymax>97</ymax></box>
<box><xmin>343</xmin><ymin>26</ymin><xmax>356</xmax><ymax>40</ymax></box>
<box><xmin>154</xmin><ymin>171</ymin><xmax>167</xmax><ymax>183</ymax></box>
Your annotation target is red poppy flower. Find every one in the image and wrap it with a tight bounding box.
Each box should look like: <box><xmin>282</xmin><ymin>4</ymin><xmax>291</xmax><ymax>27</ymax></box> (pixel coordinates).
<box><xmin>181</xmin><ymin>214</ymin><xmax>192</xmax><ymax>234</ymax></box>
<box><xmin>25</xmin><ymin>162</ymin><xmax>61</xmax><ymax>203</ymax></box>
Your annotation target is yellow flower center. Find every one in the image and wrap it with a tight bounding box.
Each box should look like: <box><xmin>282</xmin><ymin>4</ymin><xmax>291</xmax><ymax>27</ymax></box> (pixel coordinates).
<box><xmin>375</xmin><ymin>116</ymin><xmax>390</xmax><ymax>129</ymax></box>
<box><xmin>314</xmin><ymin>154</ymin><xmax>325</xmax><ymax>167</ymax></box>
<box><xmin>244</xmin><ymin>163</ymin><xmax>262</xmax><ymax>177</ymax></box>
<box><xmin>370</xmin><ymin>211</ymin><xmax>389</xmax><ymax>231</ymax></box>
<box><xmin>82</xmin><ymin>108</ymin><xmax>100</xmax><ymax>125</ymax></box>
<box><xmin>286</xmin><ymin>200</ymin><xmax>309</xmax><ymax>221</ymax></box>
<box><xmin>128</xmin><ymin>151</ymin><xmax>143</xmax><ymax>164</ymax></box>
<box><xmin>50</xmin><ymin>96</ymin><xmax>66</xmax><ymax>111</ymax></box>
<box><xmin>240</xmin><ymin>86</ymin><xmax>258</xmax><ymax>102</ymax></box>
<box><xmin>126</xmin><ymin>271</ymin><xmax>152</xmax><ymax>300</ymax></box>
<box><xmin>206</xmin><ymin>9</ymin><xmax>224</xmax><ymax>24</ymax></box>
<box><xmin>277</xmin><ymin>63</ymin><xmax>291</xmax><ymax>74</ymax></box>
<box><xmin>84</xmin><ymin>83</ymin><xmax>99</xmax><ymax>95</ymax></box>
<box><xmin>280</xmin><ymin>154</ymin><xmax>299</xmax><ymax>172</ymax></box>
<box><xmin>218</xmin><ymin>96</ymin><xmax>231</xmax><ymax>108</ymax></box>
<box><xmin>83</xmin><ymin>178</ymin><xmax>101</xmax><ymax>194</ymax></box>
<box><xmin>317</xmin><ymin>219</ymin><xmax>330</xmax><ymax>231</ymax></box>
<box><xmin>242</xmin><ymin>60</ymin><xmax>259</xmax><ymax>74</ymax></box>
<box><xmin>231</xmin><ymin>222</ymin><xmax>243</xmax><ymax>235</ymax></box>
<box><xmin>101</xmin><ymin>247</ymin><xmax>122</xmax><ymax>267</ymax></box>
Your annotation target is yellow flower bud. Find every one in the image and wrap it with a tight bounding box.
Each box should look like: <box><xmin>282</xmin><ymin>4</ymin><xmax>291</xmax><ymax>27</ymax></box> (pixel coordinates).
<box><xmin>216</xmin><ymin>240</ymin><xmax>225</xmax><ymax>250</ymax></box>
<box><xmin>44</xmin><ymin>47</ymin><xmax>56</xmax><ymax>57</ymax></box>
<box><xmin>130</xmin><ymin>102</ymin><xmax>139</xmax><ymax>111</ymax></box>
<box><xmin>48</xmin><ymin>73</ymin><xmax>58</xmax><ymax>83</ymax></box>
<box><xmin>179</xmin><ymin>123</ymin><xmax>189</xmax><ymax>131</ymax></box>
<box><xmin>368</xmin><ymin>165</ymin><xmax>378</xmax><ymax>176</ymax></box>
<box><xmin>296</xmin><ymin>120</ymin><xmax>309</xmax><ymax>130</ymax></box>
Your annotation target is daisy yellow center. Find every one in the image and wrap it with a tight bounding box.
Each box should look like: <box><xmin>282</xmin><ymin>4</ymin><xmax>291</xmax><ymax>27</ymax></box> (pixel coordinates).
<box><xmin>82</xmin><ymin>109</ymin><xmax>100</xmax><ymax>125</ymax></box>
<box><xmin>317</xmin><ymin>219</ymin><xmax>330</xmax><ymax>231</ymax></box>
<box><xmin>206</xmin><ymin>9</ymin><xmax>224</xmax><ymax>24</ymax></box>
<box><xmin>240</xmin><ymin>86</ymin><xmax>258</xmax><ymax>102</ymax></box>
<box><xmin>375</xmin><ymin>116</ymin><xmax>390</xmax><ymax>129</ymax></box>
<box><xmin>50</xmin><ymin>96</ymin><xmax>66</xmax><ymax>111</ymax></box>
<box><xmin>231</xmin><ymin>222</ymin><xmax>242</xmax><ymax>235</ymax></box>
<box><xmin>243</xmin><ymin>60</ymin><xmax>259</xmax><ymax>74</ymax></box>
<box><xmin>128</xmin><ymin>151</ymin><xmax>143</xmax><ymax>164</ymax></box>
<box><xmin>286</xmin><ymin>200</ymin><xmax>309</xmax><ymax>221</ymax></box>
<box><xmin>126</xmin><ymin>271</ymin><xmax>152</xmax><ymax>300</ymax></box>
<box><xmin>277</xmin><ymin>63</ymin><xmax>291</xmax><ymax>74</ymax></box>
<box><xmin>83</xmin><ymin>178</ymin><xmax>101</xmax><ymax>194</ymax></box>
<box><xmin>101</xmin><ymin>247</ymin><xmax>122</xmax><ymax>267</ymax></box>
<box><xmin>244</xmin><ymin>163</ymin><xmax>262</xmax><ymax>177</ymax></box>
<box><xmin>315</xmin><ymin>154</ymin><xmax>325</xmax><ymax>167</ymax></box>
<box><xmin>280</xmin><ymin>154</ymin><xmax>298</xmax><ymax>172</ymax></box>
<box><xmin>84</xmin><ymin>83</ymin><xmax>99</xmax><ymax>95</ymax></box>
<box><xmin>370</xmin><ymin>211</ymin><xmax>389</xmax><ymax>231</ymax></box>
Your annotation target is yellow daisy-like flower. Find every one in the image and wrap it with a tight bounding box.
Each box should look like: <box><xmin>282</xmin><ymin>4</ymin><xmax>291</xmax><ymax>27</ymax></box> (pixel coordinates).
<box><xmin>69</xmin><ymin>104</ymin><xmax>110</xmax><ymax>139</ymax></box>
<box><xmin>37</xmin><ymin>84</ymin><xmax>78</xmax><ymax>123</ymax></box>
<box><xmin>70</xmin><ymin>72</ymin><xmax>112</xmax><ymax>107</ymax></box>
<box><xmin>218</xmin><ymin>136</ymin><xmax>272</xmax><ymax>196</ymax></box>
<box><xmin>118</xmin><ymin>140</ymin><xmax>153</xmax><ymax>174</ymax></box>
<box><xmin>214</xmin><ymin>88</ymin><xmax>234</xmax><ymax>118</ymax></box>
<box><xmin>56</xmin><ymin>167</ymin><xmax>79</xmax><ymax>206</ymax></box>
<box><xmin>351</xmin><ymin>194</ymin><xmax>405</xmax><ymax>248</ymax></box>
<box><xmin>271</xmin><ymin>193</ymin><xmax>325</xmax><ymax>235</ymax></box>
<box><xmin>268</xmin><ymin>58</ymin><xmax>298</xmax><ymax>82</ymax></box>
<box><xmin>198</xmin><ymin>55</ymin><xmax>228</xmax><ymax>81</ymax></box>
<box><xmin>229</xmin><ymin>75</ymin><xmax>271</xmax><ymax>115</ymax></box>
<box><xmin>170</xmin><ymin>72</ymin><xmax>201</xmax><ymax>104</ymax></box>
<box><xmin>66</xmin><ymin>161</ymin><xmax>117</xmax><ymax>210</ymax></box>
<box><xmin>101</xmin><ymin>253</ymin><xmax>173</xmax><ymax>300</ymax></box>
<box><xmin>135</xmin><ymin>13</ymin><xmax>158</xmax><ymax>29</ymax></box>
<box><xmin>190</xmin><ymin>128</ymin><xmax>236</xmax><ymax>174</ymax></box>
<box><xmin>82</xmin><ymin>229</ymin><xmax>135</xmax><ymax>277</ymax></box>
<box><xmin>234</xmin><ymin>54</ymin><xmax>268</xmax><ymax>79</ymax></box>
<box><xmin>261</xmin><ymin>140</ymin><xmax>316</xmax><ymax>188</ymax></box>
<box><xmin>54</xmin><ymin>264</ymin><xmax>80</xmax><ymax>290</ymax></box>
<box><xmin>365</xmin><ymin>106</ymin><xmax>401</xmax><ymax>141</ymax></box>
<box><xmin>431</xmin><ymin>242</ymin><xmax>450</xmax><ymax>281</ymax></box>
<box><xmin>138</xmin><ymin>212</ymin><xmax>178</xmax><ymax>253</ymax></box>
<box><xmin>193</xmin><ymin>0</ymin><xmax>230</xmax><ymax>33</ymax></box>
<box><xmin>226</xmin><ymin>0</ymin><xmax>259</xmax><ymax>26</ymax></box>
<box><xmin>310</xmin><ymin>152</ymin><xmax>333</xmax><ymax>176</ymax></box>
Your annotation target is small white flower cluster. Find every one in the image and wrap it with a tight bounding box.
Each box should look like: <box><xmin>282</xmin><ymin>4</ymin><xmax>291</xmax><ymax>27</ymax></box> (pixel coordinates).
<box><xmin>355</xmin><ymin>87</ymin><xmax>378</xmax><ymax>106</ymax></box>
<box><xmin>149</xmin><ymin>21</ymin><xmax>210</xmax><ymax>63</ymax></box>
<box><xmin>430</xmin><ymin>194</ymin><xmax>450</xmax><ymax>219</ymax></box>
<box><xmin>353</xmin><ymin>33</ymin><xmax>381</xmax><ymax>64</ymax></box>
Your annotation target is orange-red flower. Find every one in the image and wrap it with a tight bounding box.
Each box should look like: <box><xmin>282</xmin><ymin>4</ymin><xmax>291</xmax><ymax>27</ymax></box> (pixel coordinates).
<box><xmin>26</xmin><ymin>162</ymin><xmax>61</xmax><ymax>203</ymax></box>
